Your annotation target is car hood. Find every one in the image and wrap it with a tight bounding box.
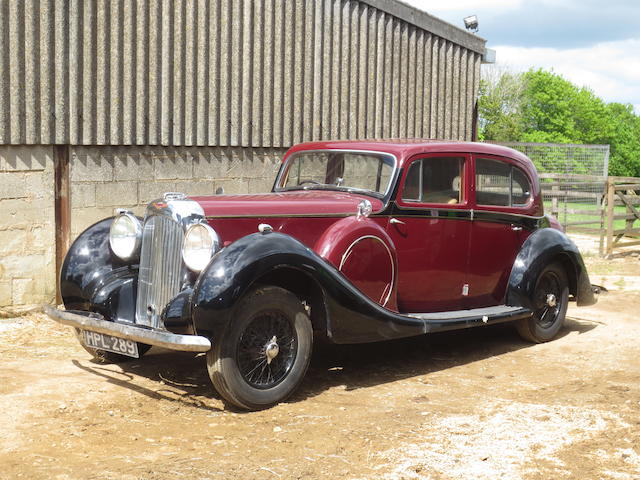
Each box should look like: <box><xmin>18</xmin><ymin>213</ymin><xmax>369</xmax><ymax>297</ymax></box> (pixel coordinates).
<box><xmin>190</xmin><ymin>190</ymin><xmax>384</xmax><ymax>217</ymax></box>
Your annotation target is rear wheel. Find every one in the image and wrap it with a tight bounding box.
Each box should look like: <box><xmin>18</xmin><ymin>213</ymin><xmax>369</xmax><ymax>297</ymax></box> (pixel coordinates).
<box><xmin>516</xmin><ymin>262</ymin><xmax>569</xmax><ymax>343</ymax></box>
<box><xmin>207</xmin><ymin>286</ymin><xmax>313</xmax><ymax>410</ymax></box>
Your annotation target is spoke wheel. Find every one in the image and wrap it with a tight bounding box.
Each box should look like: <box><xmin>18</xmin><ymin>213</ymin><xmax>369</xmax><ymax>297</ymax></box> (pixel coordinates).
<box><xmin>532</xmin><ymin>271</ymin><xmax>563</xmax><ymax>329</ymax></box>
<box><xmin>207</xmin><ymin>286</ymin><xmax>313</xmax><ymax>410</ymax></box>
<box><xmin>516</xmin><ymin>262</ymin><xmax>569</xmax><ymax>343</ymax></box>
<box><xmin>237</xmin><ymin>311</ymin><xmax>297</xmax><ymax>389</ymax></box>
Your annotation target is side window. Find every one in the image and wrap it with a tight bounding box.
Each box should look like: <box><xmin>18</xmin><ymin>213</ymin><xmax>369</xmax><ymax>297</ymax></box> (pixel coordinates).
<box><xmin>476</xmin><ymin>158</ymin><xmax>531</xmax><ymax>207</ymax></box>
<box><xmin>512</xmin><ymin>167</ymin><xmax>531</xmax><ymax>206</ymax></box>
<box><xmin>402</xmin><ymin>157</ymin><xmax>464</xmax><ymax>205</ymax></box>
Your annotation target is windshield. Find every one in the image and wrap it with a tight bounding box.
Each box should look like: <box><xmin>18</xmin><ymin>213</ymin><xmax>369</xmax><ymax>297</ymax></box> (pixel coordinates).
<box><xmin>276</xmin><ymin>151</ymin><xmax>395</xmax><ymax>197</ymax></box>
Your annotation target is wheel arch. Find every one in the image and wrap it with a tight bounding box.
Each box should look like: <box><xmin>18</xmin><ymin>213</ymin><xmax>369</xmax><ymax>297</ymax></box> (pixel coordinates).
<box><xmin>506</xmin><ymin>227</ymin><xmax>595</xmax><ymax>309</ymax></box>
<box><xmin>252</xmin><ymin>266</ymin><xmax>328</xmax><ymax>336</ymax></box>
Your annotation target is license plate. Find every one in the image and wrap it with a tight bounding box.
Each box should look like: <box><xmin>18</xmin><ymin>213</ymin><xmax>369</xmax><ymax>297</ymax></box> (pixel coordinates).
<box><xmin>82</xmin><ymin>330</ymin><xmax>139</xmax><ymax>358</ymax></box>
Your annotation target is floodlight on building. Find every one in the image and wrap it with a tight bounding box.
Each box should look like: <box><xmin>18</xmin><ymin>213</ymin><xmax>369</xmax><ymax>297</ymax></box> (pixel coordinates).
<box><xmin>463</xmin><ymin>15</ymin><xmax>478</xmax><ymax>33</ymax></box>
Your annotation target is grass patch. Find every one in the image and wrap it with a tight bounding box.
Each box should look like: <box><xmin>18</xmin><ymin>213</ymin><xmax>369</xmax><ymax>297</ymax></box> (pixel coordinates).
<box><xmin>544</xmin><ymin>201</ymin><xmax>637</xmax><ymax>231</ymax></box>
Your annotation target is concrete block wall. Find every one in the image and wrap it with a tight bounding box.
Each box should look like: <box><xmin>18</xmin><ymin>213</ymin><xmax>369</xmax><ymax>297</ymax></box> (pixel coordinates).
<box><xmin>0</xmin><ymin>146</ymin><xmax>56</xmax><ymax>307</ymax></box>
<box><xmin>70</xmin><ymin>145</ymin><xmax>286</xmax><ymax>239</ymax></box>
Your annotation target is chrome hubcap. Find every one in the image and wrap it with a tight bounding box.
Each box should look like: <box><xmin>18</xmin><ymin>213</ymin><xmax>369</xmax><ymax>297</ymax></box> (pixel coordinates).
<box><xmin>265</xmin><ymin>336</ymin><xmax>279</xmax><ymax>365</ymax></box>
<box><xmin>546</xmin><ymin>293</ymin><xmax>557</xmax><ymax>308</ymax></box>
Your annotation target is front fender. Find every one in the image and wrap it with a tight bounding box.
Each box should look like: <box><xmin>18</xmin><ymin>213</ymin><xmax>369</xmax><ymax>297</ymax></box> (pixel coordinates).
<box><xmin>506</xmin><ymin>228</ymin><xmax>596</xmax><ymax>308</ymax></box>
<box><xmin>60</xmin><ymin>217</ymin><xmax>136</xmax><ymax>311</ymax></box>
<box><xmin>314</xmin><ymin>216</ymin><xmax>398</xmax><ymax>311</ymax></box>
<box><xmin>191</xmin><ymin>232</ymin><xmax>427</xmax><ymax>344</ymax></box>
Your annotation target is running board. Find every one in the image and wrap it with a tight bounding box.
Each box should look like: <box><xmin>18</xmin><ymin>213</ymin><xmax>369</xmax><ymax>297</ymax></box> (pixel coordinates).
<box><xmin>406</xmin><ymin>305</ymin><xmax>532</xmax><ymax>333</ymax></box>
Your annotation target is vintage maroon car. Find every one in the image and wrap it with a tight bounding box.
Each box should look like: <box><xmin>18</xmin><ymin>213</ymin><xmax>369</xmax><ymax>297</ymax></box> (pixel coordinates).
<box><xmin>45</xmin><ymin>140</ymin><xmax>596</xmax><ymax>410</ymax></box>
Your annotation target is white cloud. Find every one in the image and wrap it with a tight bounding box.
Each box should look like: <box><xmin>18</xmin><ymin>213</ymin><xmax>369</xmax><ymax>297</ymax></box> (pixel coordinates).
<box><xmin>406</xmin><ymin>0</ymin><xmax>523</xmax><ymax>12</ymax></box>
<box><xmin>492</xmin><ymin>39</ymin><xmax>640</xmax><ymax>112</ymax></box>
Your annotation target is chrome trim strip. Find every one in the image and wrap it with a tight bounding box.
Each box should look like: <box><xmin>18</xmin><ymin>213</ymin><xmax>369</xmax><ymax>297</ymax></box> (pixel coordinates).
<box><xmin>338</xmin><ymin>235</ymin><xmax>395</xmax><ymax>307</ymax></box>
<box><xmin>206</xmin><ymin>212</ymin><xmax>356</xmax><ymax>219</ymax></box>
<box><xmin>43</xmin><ymin>305</ymin><xmax>211</xmax><ymax>352</ymax></box>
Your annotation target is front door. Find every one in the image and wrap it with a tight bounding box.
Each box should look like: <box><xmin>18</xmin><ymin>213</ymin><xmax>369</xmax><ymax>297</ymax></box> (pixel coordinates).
<box><xmin>386</xmin><ymin>154</ymin><xmax>472</xmax><ymax>313</ymax></box>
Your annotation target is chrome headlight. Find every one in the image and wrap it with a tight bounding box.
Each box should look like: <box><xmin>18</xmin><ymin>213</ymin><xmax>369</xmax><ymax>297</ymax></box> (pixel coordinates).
<box><xmin>182</xmin><ymin>223</ymin><xmax>220</xmax><ymax>273</ymax></box>
<box><xmin>109</xmin><ymin>212</ymin><xmax>142</xmax><ymax>261</ymax></box>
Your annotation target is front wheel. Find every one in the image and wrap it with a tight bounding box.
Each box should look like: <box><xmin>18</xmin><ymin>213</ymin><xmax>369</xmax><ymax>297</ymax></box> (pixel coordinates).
<box><xmin>207</xmin><ymin>286</ymin><xmax>313</xmax><ymax>410</ymax></box>
<box><xmin>516</xmin><ymin>262</ymin><xmax>569</xmax><ymax>343</ymax></box>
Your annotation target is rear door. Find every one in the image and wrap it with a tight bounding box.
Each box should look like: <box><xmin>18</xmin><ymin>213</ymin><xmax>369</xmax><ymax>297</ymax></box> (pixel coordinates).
<box><xmin>467</xmin><ymin>155</ymin><xmax>535</xmax><ymax>308</ymax></box>
<box><xmin>386</xmin><ymin>153</ymin><xmax>473</xmax><ymax>313</ymax></box>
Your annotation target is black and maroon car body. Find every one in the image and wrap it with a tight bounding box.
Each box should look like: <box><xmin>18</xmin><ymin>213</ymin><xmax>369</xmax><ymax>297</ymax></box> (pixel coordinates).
<box><xmin>45</xmin><ymin>140</ymin><xmax>596</xmax><ymax>410</ymax></box>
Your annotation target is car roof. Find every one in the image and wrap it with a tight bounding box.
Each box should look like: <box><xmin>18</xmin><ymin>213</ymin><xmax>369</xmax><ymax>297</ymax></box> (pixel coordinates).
<box><xmin>285</xmin><ymin>139</ymin><xmax>535</xmax><ymax>172</ymax></box>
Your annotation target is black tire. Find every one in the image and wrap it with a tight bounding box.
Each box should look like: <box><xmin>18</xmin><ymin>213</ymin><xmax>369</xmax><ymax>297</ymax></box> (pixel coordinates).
<box><xmin>516</xmin><ymin>262</ymin><xmax>569</xmax><ymax>343</ymax></box>
<box><xmin>207</xmin><ymin>286</ymin><xmax>313</xmax><ymax>411</ymax></box>
<box><xmin>75</xmin><ymin>329</ymin><xmax>151</xmax><ymax>363</ymax></box>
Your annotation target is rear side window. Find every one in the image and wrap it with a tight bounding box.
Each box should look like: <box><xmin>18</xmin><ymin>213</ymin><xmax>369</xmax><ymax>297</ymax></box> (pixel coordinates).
<box><xmin>402</xmin><ymin>157</ymin><xmax>464</xmax><ymax>205</ymax></box>
<box><xmin>476</xmin><ymin>158</ymin><xmax>531</xmax><ymax>207</ymax></box>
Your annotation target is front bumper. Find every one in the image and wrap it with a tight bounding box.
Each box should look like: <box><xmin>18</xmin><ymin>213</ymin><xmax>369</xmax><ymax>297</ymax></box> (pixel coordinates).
<box><xmin>43</xmin><ymin>305</ymin><xmax>211</xmax><ymax>352</ymax></box>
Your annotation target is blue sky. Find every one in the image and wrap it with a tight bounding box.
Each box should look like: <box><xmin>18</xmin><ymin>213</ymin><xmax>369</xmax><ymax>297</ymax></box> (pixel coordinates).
<box><xmin>404</xmin><ymin>0</ymin><xmax>640</xmax><ymax>113</ymax></box>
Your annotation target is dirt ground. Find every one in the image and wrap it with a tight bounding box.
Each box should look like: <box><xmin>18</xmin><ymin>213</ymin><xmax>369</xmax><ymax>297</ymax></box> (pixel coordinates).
<box><xmin>1</xmin><ymin>237</ymin><xmax>639</xmax><ymax>480</ymax></box>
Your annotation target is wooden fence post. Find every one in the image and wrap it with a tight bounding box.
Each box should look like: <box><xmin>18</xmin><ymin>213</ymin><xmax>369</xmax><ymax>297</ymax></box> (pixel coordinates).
<box><xmin>551</xmin><ymin>184</ymin><xmax>559</xmax><ymax>219</ymax></box>
<box><xmin>605</xmin><ymin>178</ymin><xmax>615</xmax><ymax>257</ymax></box>
<box><xmin>54</xmin><ymin>145</ymin><xmax>71</xmax><ymax>305</ymax></box>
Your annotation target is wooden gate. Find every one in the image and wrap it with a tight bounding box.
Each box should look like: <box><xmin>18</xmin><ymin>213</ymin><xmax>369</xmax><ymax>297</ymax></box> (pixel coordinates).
<box><xmin>603</xmin><ymin>177</ymin><xmax>640</xmax><ymax>257</ymax></box>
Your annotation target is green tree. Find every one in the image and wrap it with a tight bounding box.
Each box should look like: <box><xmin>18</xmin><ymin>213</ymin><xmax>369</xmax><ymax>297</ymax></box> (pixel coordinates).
<box><xmin>477</xmin><ymin>70</ymin><xmax>525</xmax><ymax>141</ymax></box>
<box><xmin>605</xmin><ymin>103</ymin><xmax>640</xmax><ymax>176</ymax></box>
<box><xmin>478</xmin><ymin>67</ymin><xmax>640</xmax><ymax>176</ymax></box>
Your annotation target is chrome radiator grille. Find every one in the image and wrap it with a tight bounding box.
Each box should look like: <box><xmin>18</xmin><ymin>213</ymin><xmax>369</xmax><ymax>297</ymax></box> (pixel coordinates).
<box><xmin>135</xmin><ymin>215</ymin><xmax>184</xmax><ymax>328</ymax></box>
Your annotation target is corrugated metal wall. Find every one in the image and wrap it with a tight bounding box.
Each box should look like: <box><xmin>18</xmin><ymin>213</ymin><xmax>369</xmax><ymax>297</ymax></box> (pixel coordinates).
<box><xmin>0</xmin><ymin>0</ymin><xmax>483</xmax><ymax>147</ymax></box>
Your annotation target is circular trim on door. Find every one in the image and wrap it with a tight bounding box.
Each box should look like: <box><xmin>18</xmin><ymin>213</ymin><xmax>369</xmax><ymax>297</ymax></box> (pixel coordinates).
<box><xmin>338</xmin><ymin>235</ymin><xmax>395</xmax><ymax>307</ymax></box>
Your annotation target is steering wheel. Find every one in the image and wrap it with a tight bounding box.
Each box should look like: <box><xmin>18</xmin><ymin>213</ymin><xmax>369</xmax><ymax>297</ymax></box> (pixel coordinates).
<box><xmin>299</xmin><ymin>179</ymin><xmax>321</xmax><ymax>185</ymax></box>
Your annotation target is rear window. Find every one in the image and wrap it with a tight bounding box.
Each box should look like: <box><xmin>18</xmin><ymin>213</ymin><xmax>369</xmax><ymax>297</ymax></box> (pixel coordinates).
<box><xmin>476</xmin><ymin>158</ymin><xmax>531</xmax><ymax>207</ymax></box>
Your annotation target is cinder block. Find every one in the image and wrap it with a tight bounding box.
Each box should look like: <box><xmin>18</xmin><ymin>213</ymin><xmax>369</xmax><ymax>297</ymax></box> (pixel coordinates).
<box><xmin>29</xmin><ymin>226</ymin><xmax>55</xmax><ymax>251</ymax></box>
<box><xmin>242</xmin><ymin>157</ymin><xmax>280</xmax><ymax>180</ymax></box>
<box><xmin>0</xmin><ymin>172</ymin><xmax>27</xmax><ymax>199</ymax></box>
<box><xmin>138</xmin><ymin>181</ymin><xmax>176</xmax><ymax>204</ymax></box>
<box><xmin>113</xmin><ymin>152</ymin><xmax>154</xmax><ymax>181</ymax></box>
<box><xmin>95</xmin><ymin>181</ymin><xmax>138</xmax><ymax>207</ymax></box>
<box><xmin>0</xmin><ymin>229</ymin><xmax>28</xmax><ymax>254</ymax></box>
<box><xmin>212</xmin><ymin>178</ymin><xmax>250</xmax><ymax>195</ymax></box>
<box><xmin>248</xmin><ymin>178</ymin><xmax>275</xmax><ymax>194</ymax></box>
<box><xmin>0</xmin><ymin>254</ymin><xmax>46</xmax><ymax>277</ymax></box>
<box><xmin>0</xmin><ymin>145</ymin><xmax>52</xmax><ymax>172</ymax></box>
<box><xmin>70</xmin><ymin>207</ymin><xmax>116</xmax><ymax>240</ymax></box>
<box><xmin>70</xmin><ymin>153</ymin><xmax>114</xmax><ymax>182</ymax></box>
<box><xmin>12</xmin><ymin>278</ymin><xmax>34</xmax><ymax>305</ymax></box>
<box><xmin>71</xmin><ymin>183</ymin><xmax>96</xmax><ymax>208</ymax></box>
<box><xmin>153</xmin><ymin>151</ymin><xmax>194</xmax><ymax>180</ymax></box>
<box><xmin>193</xmin><ymin>152</ymin><xmax>238</xmax><ymax>180</ymax></box>
<box><xmin>0</xmin><ymin>281</ymin><xmax>12</xmax><ymax>307</ymax></box>
<box><xmin>174</xmin><ymin>180</ymin><xmax>214</xmax><ymax>196</ymax></box>
<box><xmin>24</xmin><ymin>171</ymin><xmax>54</xmax><ymax>202</ymax></box>
<box><xmin>0</xmin><ymin>198</ymin><xmax>48</xmax><ymax>230</ymax></box>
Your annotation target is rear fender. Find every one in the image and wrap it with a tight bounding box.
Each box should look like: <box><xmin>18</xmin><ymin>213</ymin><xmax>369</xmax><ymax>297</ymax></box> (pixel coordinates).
<box><xmin>506</xmin><ymin>228</ymin><xmax>596</xmax><ymax>308</ymax></box>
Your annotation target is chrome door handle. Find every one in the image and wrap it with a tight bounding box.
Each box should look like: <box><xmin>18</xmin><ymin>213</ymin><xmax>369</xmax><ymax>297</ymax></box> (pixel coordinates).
<box><xmin>511</xmin><ymin>225</ymin><xmax>523</xmax><ymax>231</ymax></box>
<box><xmin>390</xmin><ymin>218</ymin><xmax>405</xmax><ymax>225</ymax></box>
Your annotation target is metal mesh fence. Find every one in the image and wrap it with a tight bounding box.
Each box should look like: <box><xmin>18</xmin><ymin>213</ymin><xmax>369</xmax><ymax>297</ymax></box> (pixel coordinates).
<box><xmin>497</xmin><ymin>142</ymin><xmax>609</xmax><ymax>177</ymax></box>
<box><xmin>494</xmin><ymin>142</ymin><xmax>610</xmax><ymax>230</ymax></box>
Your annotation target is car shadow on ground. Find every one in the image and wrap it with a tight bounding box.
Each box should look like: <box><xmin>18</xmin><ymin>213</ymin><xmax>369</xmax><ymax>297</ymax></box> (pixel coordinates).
<box><xmin>70</xmin><ymin>317</ymin><xmax>598</xmax><ymax>410</ymax></box>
